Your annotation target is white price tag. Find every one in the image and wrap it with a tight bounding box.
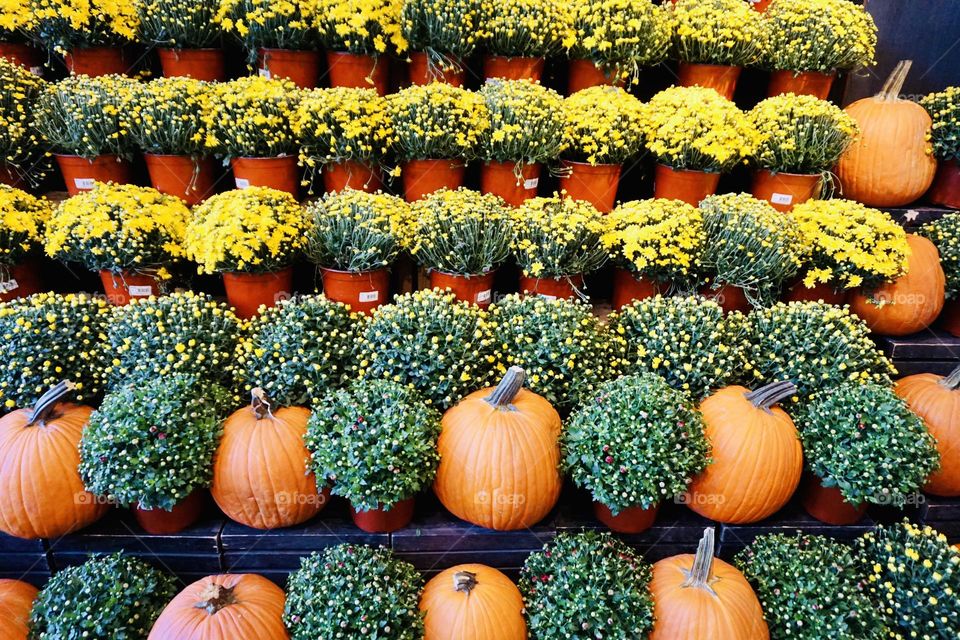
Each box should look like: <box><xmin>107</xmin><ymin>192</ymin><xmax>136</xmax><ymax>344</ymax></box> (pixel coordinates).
<box><xmin>74</xmin><ymin>177</ymin><xmax>96</xmax><ymax>190</ymax></box>
<box><xmin>29</xmin><ymin>66</ymin><xmax>42</xmax><ymax>76</ymax></box>
<box><xmin>538</xmin><ymin>293</ymin><xmax>557</xmax><ymax>301</ymax></box>
<box><xmin>0</xmin><ymin>279</ymin><xmax>19</xmax><ymax>293</ymax></box>
<box><xmin>359</xmin><ymin>290</ymin><xmax>380</xmax><ymax>303</ymax></box>
<box><xmin>128</xmin><ymin>285</ymin><xmax>153</xmax><ymax>297</ymax></box>
<box><xmin>476</xmin><ymin>289</ymin><xmax>492</xmax><ymax>303</ymax></box>
<box><xmin>523</xmin><ymin>178</ymin><xmax>539</xmax><ymax>190</ymax></box>
<box><xmin>770</xmin><ymin>192</ymin><xmax>793</xmax><ymax>205</ymax></box>
<box><xmin>258</xmin><ymin>68</ymin><xmax>272</xmax><ymax>79</ymax></box>
<box><xmin>235</xmin><ymin>178</ymin><xmax>251</xmax><ymax>189</ymax></box>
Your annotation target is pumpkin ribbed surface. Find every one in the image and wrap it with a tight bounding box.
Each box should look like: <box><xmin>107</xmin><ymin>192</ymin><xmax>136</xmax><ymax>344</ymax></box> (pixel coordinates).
<box><xmin>420</xmin><ymin>564</ymin><xmax>526</xmax><ymax>640</ymax></box>
<box><xmin>0</xmin><ymin>579</ymin><xmax>38</xmax><ymax>640</ymax></box>
<box><xmin>895</xmin><ymin>369</ymin><xmax>960</xmax><ymax>496</ymax></box>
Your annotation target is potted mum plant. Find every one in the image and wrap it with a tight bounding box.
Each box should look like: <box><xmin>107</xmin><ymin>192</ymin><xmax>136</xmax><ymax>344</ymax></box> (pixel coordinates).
<box><xmin>478</xmin><ymin>78</ymin><xmax>565</xmax><ymax>206</ymax></box>
<box><xmin>763</xmin><ymin>0</ymin><xmax>877</xmax><ymax>99</ymax></box>
<box><xmin>0</xmin><ymin>2</ymin><xmax>40</xmax><ymax>71</ymax></box>
<box><xmin>387</xmin><ymin>82</ymin><xmax>489</xmax><ymax>201</ymax></box>
<box><xmin>186</xmin><ymin>187</ymin><xmax>309</xmax><ymax>318</ymax></box>
<box><xmin>559</xmin><ymin>85</ymin><xmax>647</xmax><ymax>213</ymax></box>
<box><xmin>922</xmin><ymin>87</ymin><xmax>960</xmax><ymax>209</ymax></box>
<box><xmin>140</xmin><ymin>0</ymin><xmax>224</xmax><ymax>80</ymax></box>
<box><xmin>305</xmin><ymin>188</ymin><xmax>409</xmax><ymax>313</ymax></box>
<box><xmin>284</xmin><ymin>545</ymin><xmax>424</xmax><ymax>638</ymax></box>
<box><xmin>748</xmin><ymin>95</ymin><xmax>859</xmax><ymax>212</ymax></box>
<box><xmin>31</xmin><ymin>0</ymin><xmax>138</xmax><ymax>75</ymax></box>
<box><xmin>406</xmin><ymin>187</ymin><xmax>511</xmax><ymax>307</ymax></box>
<box><xmin>922</xmin><ymin>212</ymin><xmax>960</xmax><ymax>335</ymax></box>
<box><xmin>510</xmin><ymin>195</ymin><xmax>608</xmax><ymax>299</ymax></box>
<box><xmin>644</xmin><ymin>86</ymin><xmax>760</xmax><ymax>205</ymax></box>
<box><xmin>483</xmin><ymin>0</ymin><xmax>573</xmax><ymax>82</ymax></box>
<box><xmin>43</xmin><ymin>183</ymin><xmax>191</xmax><ymax>304</ymax></box>
<box><xmin>401</xmin><ymin>0</ymin><xmax>481</xmax><ymax>86</ymax></box>
<box><xmin>0</xmin><ymin>59</ymin><xmax>47</xmax><ymax>188</ymax></box>
<box><xmin>0</xmin><ymin>186</ymin><xmax>50</xmax><ymax>301</ymax></box>
<box><xmin>563</xmin><ymin>373</ymin><xmax>710</xmax><ymax>533</ymax></box>
<box><xmin>603</xmin><ymin>199</ymin><xmax>705</xmax><ymax>309</ymax></box>
<box><xmin>306</xmin><ymin>380</ymin><xmax>440</xmax><ymax>532</ymax></box>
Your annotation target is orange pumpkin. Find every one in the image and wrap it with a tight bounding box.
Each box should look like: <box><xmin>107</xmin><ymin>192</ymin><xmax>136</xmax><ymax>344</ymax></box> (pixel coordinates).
<box><xmin>148</xmin><ymin>574</ymin><xmax>288</xmax><ymax>640</ymax></box>
<box><xmin>0</xmin><ymin>579</ymin><xmax>38</xmax><ymax>640</ymax></box>
<box><xmin>837</xmin><ymin>60</ymin><xmax>937</xmax><ymax>206</ymax></box>
<box><xmin>420</xmin><ymin>564</ymin><xmax>526</xmax><ymax>640</ymax></box>
<box><xmin>0</xmin><ymin>381</ymin><xmax>108</xmax><ymax>539</ymax></box>
<box><xmin>650</xmin><ymin>528</ymin><xmax>769</xmax><ymax>640</ymax></box>
<box><xmin>434</xmin><ymin>367</ymin><xmax>562</xmax><ymax>531</ymax></box>
<box><xmin>685</xmin><ymin>381</ymin><xmax>802</xmax><ymax>524</ymax></box>
<box><xmin>849</xmin><ymin>234</ymin><xmax>945</xmax><ymax>336</ymax></box>
<box><xmin>212</xmin><ymin>389</ymin><xmax>327</xmax><ymax>529</ymax></box>
<box><xmin>894</xmin><ymin>365</ymin><xmax>960</xmax><ymax>496</ymax></box>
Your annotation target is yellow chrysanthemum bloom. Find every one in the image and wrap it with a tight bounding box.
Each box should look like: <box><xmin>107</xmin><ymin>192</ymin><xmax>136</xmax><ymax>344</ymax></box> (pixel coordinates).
<box><xmin>511</xmin><ymin>195</ymin><xmax>608</xmax><ymax>278</ymax></box>
<box><xmin>921</xmin><ymin>86</ymin><xmax>960</xmax><ymax>162</ymax></box>
<box><xmin>386</xmin><ymin>82</ymin><xmax>489</xmax><ymax>161</ymax></box>
<box><xmin>139</xmin><ymin>0</ymin><xmax>222</xmax><ymax>48</ymax></box>
<box><xmin>122</xmin><ymin>77</ymin><xmax>215</xmax><ymax>156</ymax></box>
<box><xmin>203</xmin><ymin>75</ymin><xmax>301</xmax><ymax>158</ymax></box>
<box><xmin>32</xmin><ymin>0</ymin><xmax>139</xmax><ymax>55</ymax></box>
<box><xmin>563</xmin><ymin>85</ymin><xmax>647</xmax><ymax>165</ymax></box>
<box><xmin>292</xmin><ymin>87</ymin><xmax>394</xmax><ymax>169</ymax></box>
<box><xmin>314</xmin><ymin>0</ymin><xmax>407</xmax><ymax>56</ymax></box>
<box><xmin>0</xmin><ymin>58</ymin><xmax>47</xmax><ymax>185</ymax></box>
<box><xmin>762</xmin><ymin>0</ymin><xmax>877</xmax><ymax>73</ymax></box>
<box><xmin>669</xmin><ymin>0</ymin><xmax>766</xmax><ymax>67</ymax></box>
<box><xmin>216</xmin><ymin>0</ymin><xmax>319</xmax><ymax>55</ymax></box>
<box><xmin>0</xmin><ymin>185</ymin><xmax>51</xmax><ymax>275</ymax></box>
<box><xmin>484</xmin><ymin>0</ymin><xmax>574</xmax><ymax>58</ymax></box>
<box><xmin>479</xmin><ymin>78</ymin><xmax>564</xmax><ymax>164</ymax></box>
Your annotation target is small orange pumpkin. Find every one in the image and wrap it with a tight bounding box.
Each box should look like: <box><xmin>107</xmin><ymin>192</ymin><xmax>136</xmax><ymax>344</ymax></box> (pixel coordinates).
<box><xmin>0</xmin><ymin>579</ymin><xmax>38</xmax><ymax>640</ymax></box>
<box><xmin>420</xmin><ymin>564</ymin><xmax>526</xmax><ymax>640</ymax></box>
<box><xmin>894</xmin><ymin>364</ymin><xmax>960</xmax><ymax>496</ymax></box>
<box><xmin>0</xmin><ymin>381</ymin><xmax>108</xmax><ymax>539</ymax></box>
<box><xmin>212</xmin><ymin>389</ymin><xmax>327</xmax><ymax>529</ymax></box>
<box><xmin>849</xmin><ymin>234</ymin><xmax>945</xmax><ymax>336</ymax></box>
<box><xmin>650</xmin><ymin>528</ymin><xmax>769</xmax><ymax>640</ymax></box>
<box><xmin>434</xmin><ymin>367</ymin><xmax>562</xmax><ymax>530</ymax></box>
<box><xmin>148</xmin><ymin>574</ymin><xmax>288</xmax><ymax>640</ymax></box>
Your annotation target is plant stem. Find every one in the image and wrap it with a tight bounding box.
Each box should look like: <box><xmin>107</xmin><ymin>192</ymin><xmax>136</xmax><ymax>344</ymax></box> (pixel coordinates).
<box><xmin>744</xmin><ymin>380</ymin><xmax>796</xmax><ymax>410</ymax></box>
<box><xmin>681</xmin><ymin>527</ymin><xmax>717</xmax><ymax>591</ymax></box>
<box><xmin>486</xmin><ymin>366</ymin><xmax>526</xmax><ymax>408</ymax></box>
<box><xmin>940</xmin><ymin>364</ymin><xmax>960</xmax><ymax>390</ymax></box>
<box><xmin>879</xmin><ymin>60</ymin><xmax>912</xmax><ymax>101</ymax></box>
<box><xmin>193</xmin><ymin>583</ymin><xmax>237</xmax><ymax>615</ymax></box>
<box><xmin>453</xmin><ymin>570</ymin><xmax>478</xmax><ymax>595</ymax></box>
<box><xmin>27</xmin><ymin>381</ymin><xmax>75</xmax><ymax>426</ymax></box>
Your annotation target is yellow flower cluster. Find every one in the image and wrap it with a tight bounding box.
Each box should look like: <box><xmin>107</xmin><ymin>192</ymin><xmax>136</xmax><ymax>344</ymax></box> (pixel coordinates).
<box><xmin>568</xmin><ymin>0</ymin><xmax>670</xmax><ymax>83</ymax></box>
<box><xmin>669</xmin><ymin>0</ymin><xmax>766</xmax><ymax>67</ymax></box>
<box><xmin>314</xmin><ymin>0</ymin><xmax>407</xmax><ymax>55</ymax></box>
<box><xmin>139</xmin><ymin>0</ymin><xmax>222</xmax><ymax>49</ymax></box>
<box><xmin>44</xmin><ymin>182</ymin><xmax>191</xmax><ymax>275</ymax></box>
<box><xmin>31</xmin><ymin>0</ymin><xmax>139</xmax><ymax>53</ymax></box>
<box><xmin>122</xmin><ymin>77</ymin><xmax>213</xmax><ymax>156</ymax></box>
<box><xmin>484</xmin><ymin>0</ymin><xmax>574</xmax><ymax>58</ymax></box>
<box><xmin>921</xmin><ymin>86</ymin><xmax>960</xmax><ymax>162</ymax></box>
<box><xmin>216</xmin><ymin>0</ymin><xmax>319</xmax><ymax>53</ymax></box>
<box><xmin>387</xmin><ymin>82</ymin><xmax>489</xmax><ymax>161</ymax></box>
<box><xmin>292</xmin><ymin>87</ymin><xmax>393</xmax><ymax>167</ymax></box>
<box><xmin>204</xmin><ymin>75</ymin><xmax>300</xmax><ymax>158</ymax></box>
<box><xmin>644</xmin><ymin>86</ymin><xmax>760</xmax><ymax>172</ymax></box>
<box><xmin>511</xmin><ymin>195</ymin><xmax>608</xmax><ymax>278</ymax></box>
<box><xmin>922</xmin><ymin>212</ymin><xmax>960</xmax><ymax>300</ymax></box>
<box><xmin>479</xmin><ymin>78</ymin><xmax>564</xmax><ymax>164</ymax></box>
<box><xmin>401</xmin><ymin>0</ymin><xmax>486</xmax><ymax>66</ymax></box>
<box><xmin>186</xmin><ymin>186</ymin><xmax>308</xmax><ymax>273</ymax></box>
<box><xmin>791</xmin><ymin>199</ymin><xmax>909</xmax><ymax>291</ymax></box>
<box><xmin>563</xmin><ymin>85</ymin><xmax>647</xmax><ymax>165</ymax></box>
<box><xmin>0</xmin><ymin>58</ymin><xmax>46</xmax><ymax>184</ymax></box>
<box><xmin>0</xmin><ymin>0</ymin><xmax>35</xmax><ymax>34</ymax></box>
<box><xmin>763</xmin><ymin>0</ymin><xmax>877</xmax><ymax>73</ymax></box>
<box><xmin>0</xmin><ymin>185</ymin><xmax>50</xmax><ymax>267</ymax></box>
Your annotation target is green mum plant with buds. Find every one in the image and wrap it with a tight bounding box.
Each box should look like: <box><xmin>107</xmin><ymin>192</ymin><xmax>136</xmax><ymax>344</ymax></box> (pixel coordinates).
<box><xmin>510</xmin><ymin>195</ymin><xmax>608</xmax><ymax>281</ymax></box>
<box><xmin>30</xmin><ymin>0</ymin><xmax>139</xmax><ymax>55</ymax></box>
<box><xmin>479</xmin><ymin>78</ymin><xmax>565</xmax><ymax>166</ymax></box>
<box><xmin>562</xmin><ymin>86</ymin><xmax>648</xmax><ymax>165</ymax></box>
<box><xmin>520</xmin><ymin>531</ymin><xmax>655</xmax><ymax>639</ymax></box>
<box><xmin>387</xmin><ymin>82</ymin><xmax>489</xmax><ymax>162</ymax></box>
<box><xmin>922</xmin><ymin>212</ymin><xmax>960</xmax><ymax>301</ymax></box>
<box><xmin>203</xmin><ymin>76</ymin><xmax>301</xmax><ymax>160</ymax></box>
<box><xmin>284</xmin><ymin>544</ymin><xmax>425</xmax><ymax>640</ymax></box>
<box><xmin>563</xmin><ymin>373</ymin><xmax>709</xmax><ymax>514</ymax></box>
<box><xmin>123</xmin><ymin>77</ymin><xmax>214</xmax><ymax>157</ymax></box>
<box><xmin>216</xmin><ymin>0</ymin><xmax>318</xmax><ymax>61</ymax></box>
<box><xmin>0</xmin><ymin>186</ymin><xmax>51</xmax><ymax>283</ymax></box>
<box><xmin>922</xmin><ymin>87</ymin><xmax>960</xmax><ymax>162</ymax></box>
<box><xmin>669</xmin><ymin>0</ymin><xmax>766</xmax><ymax>67</ymax></box>
<box><xmin>29</xmin><ymin>552</ymin><xmax>177</xmax><ymax>640</ymax></box>
<box><xmin>0</xmin><ymin>59</ymin><xmax>48</xmax><ymax>187</ymax></box>
<box><xmin>401</xmin><ymin>0</ymin><xmax>483</xmax><ymax>74</ymax></box>
<box><xmin>735</xmin><ymin>533</ymin><xmax>886</xmax><ymax>640</ymax></box>
<box><xmin>484</xmin><ymin>0</ymin><xmax>573</xmax><ymax>58</ymax></box>
<box><xmin>139</xmin><ymin>0</ymin><xmax>223</xmax><ymax>48</ymax></box>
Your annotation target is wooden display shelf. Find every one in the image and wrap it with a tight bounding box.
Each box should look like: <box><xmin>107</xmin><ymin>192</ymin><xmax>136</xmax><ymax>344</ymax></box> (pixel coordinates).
<box><xmin>875</xmin><ymin>329</ymin><xmax>960</xmax><ymax>376</ymax></box>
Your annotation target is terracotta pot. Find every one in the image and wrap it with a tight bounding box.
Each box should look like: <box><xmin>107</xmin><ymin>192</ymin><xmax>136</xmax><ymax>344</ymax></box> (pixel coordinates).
<box><xmin>801</xmin><ymin>474</ymin><xmax>867</xmax><ymax>526</ymax></box>
<box><xmin>64</xmin><ymin>47</ymin><xmax>128</xmax><ymax>76</ymax></box>
<box><xmin>402</xmin><ymin>159</ymin><xmax>465</xmax><ymax>202</ymax></box>
<box><xmin>751</xmin><ymin>170</ymin><xmax>822</xmax><ymax>213</ymax></box>
<box><xmin>257</xmin><ymin>48</ymin><xmax>321</xmax><ymax>88</ymax></box>
<box><xmin>782</xmin><ymin>279</ymin><xmax>847</xmax><ymax>305</ymax></box>
<box><xmin>0</xmin><ymin>164</ymin><xmax>24</xmax><ymax>188</ymax></box>
<box><xmin>326</xmin><ymin>51</ymin><xmax>388</xmax><ymax>95</ymax></box>
<box><xmin>568</xmin><ymin>58</ymin><xmax>621</xmax><ymax>94</ymax></box>
<box><xmin>323</xmin><ymin>160</ymin><xmax>382</xmax><ymax>193</ymax></box>
<box><xmin>144</xmin><ymin>154</ymin><xmax>218</xmax><ymax>206</ymax></box>
<box><xmin>231</xmin><ymin>156</ymin><xmax>299</xmax><ymax>196</ymax></box>
<box><xmin>0</xmin><ymin>260</ymin><xmax>43</xmax><ymax>303</ymax></box>
<box><xmin>480</xmin><ymin>161</ymin><xmax>540</xmax><ymax>206</ymax></box>
<box><xmin>99</xmin><ymin>270</ymin><xmax>161</xmax><ymax>306</ymax></box>
<box><xmin>939</xmin><ymin>298</ymin><xmax>960</xmax><ymax>337</ymax></box>
<box><xmin>767</xmin><ymin>69</ymin><xmax>836</xmax><ymax>99</ymax></box>
<box><xmin>700</xmin><ymin>284</ymin><xmax>751</xmax><ymax>314</ymax></box>
<box><xmin>133</xmin><ymin>490</ymin><xmax>206</xmax><ymax>535</ymax></box>
<box><xmin>519</xmin><ymin>274</ymin><xmax>585</xmax><ymax>300</ymax></box>
<box><xmin>612</xmin><ymin>269</ymin><xmax>664</xmax><ymax>310</ymax></box>
<box><xmin>653</xmin><ymin>164</ymin><xmax>720</xmax><ymax>206</ymax></box>
<box><xmin>408</xmin><ymin>51</ymin><xmax>464</xmax><ymax>87</ymax></box>
<box><xmin>483</xmin><ymin>55</ymin><xmax>545</xmax><ymax>82</ymax></box>
<box><xmin>593</xmin><ymin>501</ymin><xmax>659</xmax><ymax>534</ymax></box>
<box><xmin>320</xmin><ymin>267</ymin><xmax>390</xmax><ymax>314</ymax></box>
<box><xmin>157</xmin><ymin>47</ymin><xmax>226</xmax><ymax>81</ymax></box>
<box><xmin>350</xmin><ymin>498</ymin><xmax>415</xmax><ymax>533</ymax></box>
<box><xmin>55</xmin><ymin>154</ymin><xmax>134</xmax><ymax>196</ymax></box>
<box><xmin>928</xmin><ymin>159</ymin><xmax>960</xmax><ymax>209</ymax></box>
<box><xmin>429</xmin><ymin>270</ymin><xmax>495</xmax><ymax>308</ymax></box>
<box><xmin>677</xmin><ymin>62</ymin><xmax>741</xmax><ymax>100</ymax></box>
<box><xmin>750</xmin><ymin>0</ymin><xmax>773</xmax><ymax>11</ymax></box>
<box><xmin>222</xmin><ymin>267</ymin><xmax>294</xmax><ymax>319</ymax></box>
<box><xmin>558</xmin><ymin>160</ymin><xmax>621</xmax><ymax>213</ymax></box>
<box><xmin>0</xmin><ymin>41</ymin><xmax>41</xmax><ymax>73</ymax></box>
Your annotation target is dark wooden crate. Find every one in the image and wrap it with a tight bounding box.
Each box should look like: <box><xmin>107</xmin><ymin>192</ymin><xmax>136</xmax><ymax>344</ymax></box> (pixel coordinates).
<box><xmin>0</xmin><ymin>532</ymin><xmax>52</xmax><ymax>585</ymax></box>
<box><xmin>924</xmin><ymin>496</ymin><xmax>960</xmax><ymax>538</ymax></box>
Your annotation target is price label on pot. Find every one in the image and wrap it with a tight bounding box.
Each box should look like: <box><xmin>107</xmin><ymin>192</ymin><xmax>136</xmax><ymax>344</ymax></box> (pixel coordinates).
<box><xmin>258</xmin><ymin>68</ymin><xmax>272</xmax><ymax>79</ymax></box>
<box><xmin>0</xmin><ymin>279</ymin><xmax>18</xmax><ymax>293</ymax></box>
<box><xmin>538</xmin><ymin>293</ymin><xmax>558</xmax><ymax>301</ymax></box>
<box><xmin>359</xmin><ymin>290</ymin><xmax>380</xmax><ymax>303</ymax></box>
<box><xmin>523</xmin><ymin>178</ymin><xmax>539</xmax><ymax>190</ymax></box>
<box><xmin>74</xmin><ymin>178</ymin><xmax>96</xmax><ymax>190</ymax></box>
<box><xmin>128</xmin><ymin>285</ymin><xmax>153</xmax><ymax>297</ymax></box>
<box><xmin>29</xmin><ymin>67</ymin><xmax>42</xmax><ymax>76</ymax></box>
<box><xmin>476</xmin><ymin>289</ymin><xmax>492</xmax><ymax>303</ymax></box>
<box><xmin>235</xmin><ymin>178</ymin><xmax>251</xmax><ymax>189</ymax></box>
<box><xmin>770</xmin><ymin>193</ymin><xmax>793</xmax><ymax>205</ymax></box>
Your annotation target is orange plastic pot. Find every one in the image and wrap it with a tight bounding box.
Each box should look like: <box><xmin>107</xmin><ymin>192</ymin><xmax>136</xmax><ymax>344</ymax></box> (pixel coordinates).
<box><xmin>350</xmin><ymin>498</ymin><xmax>414</xmax><ymax>533</ymax></box>
<box><xmin>222</xmin><ymin>267</ymin><xmax>294</xmax><ymax>319</ymax></box>
<box><xmin>0</xmin><ymin>41</ymin><xmax>41</xmax><ymax>72</ymax></box>
<box><xmin>144</xmin><ymin>154</ymin><xmax>218</xmax><ymax>206</ymax></box>
<box><xmin>751</xmin><ymin>170</ymin><xmax>822</xmax><ymax>213</ymax></box>
<box><xmin>0</xmin><ymin>260</ymin><xmax>43</xmax><ymax>303</ymax></box>
<box><xmin>483</xmin><ymin>55</ymin><xmax>545</xmax><ymax>82</ymax></box>
<box><xmin>928</xmin><ymin>159</ymin><xmax>960</xmax><ymax>209</ymax></box>
<box><xmin>767</xmin><ymin>70</ymin><xmax>836</xmax><ymax>99</ymax></box>
<box><xmin>100</xmin><ymin>270</ymin><xmax>161</xmax><ymax>306</ymax></box>
<box><xmin>751</xmin><ymin>0</ymin><xmax>773</xmax><ymax>10</ymax></box>
<box><xmin>257</xmin><ymin>48</ymin><xmax>321</xmax><ymax>88</ymax></box>
<box><xmin>519</xmin><ymin>274</ymin><xmax>584</xmax><ymax>300</ymax></box>
<box><xmin>323</xmin><ymin>160</ymin><xmax>382</xmax><ymax>193</ymax></box>
<box><xmin>55</xmin><ymin>154</ymin><xmax>134</xmax><ymax>196</ymax></box>
<box><xmin>558</xmin><ymin>160</ymin><xmax>621</xmax><ymax>213</ymax></box>
<box><xmin>320</xmin><ymin>267</ymin><xmax>390</xmax><ymax>314</ymax></box>
<box><xmin>402</xmin><ymin>159</ymin><xmax>465</xmax><ymax>202</ymax></box>
<box><xmin>429</xmin><ymin>270</ymin><xmax>495</xmax><ymax>308</ymax></box>
<box><xmin>326</xmin><ymin>51</ymin><xmax>388</xmax><ymax>95</ymax></box>
<box><xmin>134</xmin><ymin>490</ymin><xmax>206</xmax><ymax>535</ymax></box>
<box><xmin>593</xmin><ymin>502</ymin><xmax>659</xmax><ymax>534</ymax></box>
<box><xmin>64</xmin><ymin>47</ymin><xmax>128</xmax><ymax>76</ymax></box>
<box><xmin>612</xmin><ymin>269</ymin><xmax>664</xmax><ymax>310</ymax></box>
<box><xmin>678</xmin><ymin>62</ymin><xmax>741</xmax><ymax>100</ymax></box>
<box><xmin>568</xmin><ymin>58</ymin><xmax>620</xmax><ymax>94</ymax></box>
<box><xmin>157</xmin><ymin>48</ymin><xmax>226</xmax><ymax>81</ymax></box>
<box><xmin>0</xmin><ymin>164</ymin><xmax>24</xmax><ymax>188</ymax></box>
<box><xmin>231</xmin><ymin>156</ymin><xmax>299</xmax><ymax>196</ymax></box>
<box><xmin>801</xmin><ymin>474</ymin><xmax>867</xmax><ymax>526</ymax></box>
<box><xmin>782</xmin><ymin>280</ymin><xmax>847</xmax><ymax>305</ymax></box>
<box><xmin>939</xmin><ymin>298</ymin><xmax>960</xmax><ymax>337</ymax></box>
<box><xmin>408</xmin><ymin>51</ymin><xmax>464</xmax><ymax>87</ymax></box>
<box><xmin>480</xmin><ymin>161</ymin><xmax>540</xmax><ymax>206</ymax></box>
<box><xmin>653</xmin><ymin>164</ymin><xmax>720</xmax><ymax>206</ymax></box>
<box><xmin>700</xmin><ymin>284</ymin><xmax>751</xmax><ymax>314</ymax></box>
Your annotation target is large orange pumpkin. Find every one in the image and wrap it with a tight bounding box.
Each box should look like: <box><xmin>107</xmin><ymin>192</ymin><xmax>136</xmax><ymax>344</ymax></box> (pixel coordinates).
<box><xmin>212</xmin><ymin>389</ymin><xmax>327</xmax><ymax>529</ymax></box>
<box><xmin>894</xmin><ymin>365</ymin><xmax>960</xmax><ymax>496</ymax></box>
<box><xmin>0</xmin><ymin>579</ymin><xmax>38</xmax><ymax>640</ymax></box>
<box><xmin>420</xmin><ymin>564</ymin><xmax>526</xmax><ymax>639</ymax></box>
<box><xmin>837</xmin><ymin>60</ymin><xmax>937</xmax><ymax>206</ymax></box>
<box><xmin>0</xmin><ymin>381</ymin><xmax>108</xmax><ymax>539</ymax></box>
<box><xmin>685</xmin><ymin>381</ymin><xmax>802</xmax><ymax>524</ymax></box>
<box><xmin>434</xmin><ymin>367</ymin><xmax>562</xmax><ymax>530</ymax></box>
<box><xmin>148</xmin><ymin>574</ymin><xmax>288</xmax><ymax>640</ymax></box>
<box><xmin>849</xmin><ymin>234</ymin><xmax>945</xmax><ymax>336</ymax></box>
<box><xmin>650</xmin><ymin>528</ymin><xmax>769</xmax><ymax>640</ymax></box>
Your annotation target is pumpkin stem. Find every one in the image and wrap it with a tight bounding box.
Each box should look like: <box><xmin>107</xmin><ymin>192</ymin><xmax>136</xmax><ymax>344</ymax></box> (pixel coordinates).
<box><xmin>878</xmin><ymin>60</ymin><xmax>913</xmax><ymax>101</ymax></box>
<box><xmin>486</xmin><ymin>367</ymin><xmax>526</xmax><ymax>409</ymax></box>
<box><xmin>681</xmin><ymin>527</ymin><xmax>718</xmax><ymax>592</ymax></box>
<box><xmin>193</xmin><ymin>583</ymin><xmax>237</xmax><ymax>615</ymax></box>
<box><xmin>26</xmin><ymin>380</ymin><xmax>75</xmax><ymax>426</ymax></box>
<box><xmin>250</xmin><ymin>387</ymin><xmax>273</xmax><ymax>420</ymax></box>
<box><xmin>453</xmin><ymin>570</ymin><xmax>478</xmax><ymax>595</ymax></box>
<box><xmin>940</xmin><ymin>364</ymin><xmax>960</xmax><ymax>390</ymax></box>
<box><xmin>744</xmin><ymin>380</ymin><xmax>796</xmax><ymax>411</ymax></box>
